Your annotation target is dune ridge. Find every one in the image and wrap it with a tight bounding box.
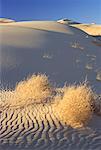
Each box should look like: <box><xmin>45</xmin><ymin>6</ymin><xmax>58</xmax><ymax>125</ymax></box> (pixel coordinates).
<box><xmin>1</xmin><ymin>18</ymin><xmax>101</xmax><ymax>36</ymax></box>
<box><xmin>0</xmin><ymin>21</ymin><xmax>74</xmax><ymax>34</ymax></box>
<box><xmin>0</xmin><ymin>18</ymin><xmax>15</xmax><ymax>23</ymax></box>
<box><xmin>57</xmin><ymin>19</ymin><xmax>101</xmax><ymax>36</ymax></box>
<box><xmin>70</xmin><ymin>24</ymin><xmax>101</xmax><ymax>36</ymax></box>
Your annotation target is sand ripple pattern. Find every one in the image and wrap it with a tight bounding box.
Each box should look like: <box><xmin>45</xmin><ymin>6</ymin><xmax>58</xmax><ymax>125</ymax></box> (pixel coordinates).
<box><xmin>0</xmin><ymin>104</ymin><xmax>101</xmax><ymax>150</ymax></box>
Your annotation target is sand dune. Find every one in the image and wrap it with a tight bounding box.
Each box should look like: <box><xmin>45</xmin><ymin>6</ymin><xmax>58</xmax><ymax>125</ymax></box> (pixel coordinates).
<box><xmin>0</xmin><ymin>19</ymin><xmax>101</xmax><ymax>149</ymax></box>
<box><xmin>0</xmin><ymin>18</ymin><xmax>15</xmax><ymax>23</ymax></box>
<box><xmin>71</xmin><ymin>24</ymin><xmax>101</xmax><ymax>36</ymax></box>
<box><xmin>57</xmin><ymin>18</ymin><xmax>80</xmax><ymax>25</ymax></box>
<box><xmin>0</xmin><ymin>21</ymin><xmax>101</xmax><ymax>92</ymax></box>
<box><xmin>57</xmin><ymin>19</ymin><xmax>101</xmax><ymax>36</ymax></box>
<box><xmin>0</xmin><ymin>20</ymin><xmax>74</xmax><ymax>34</ymax></box>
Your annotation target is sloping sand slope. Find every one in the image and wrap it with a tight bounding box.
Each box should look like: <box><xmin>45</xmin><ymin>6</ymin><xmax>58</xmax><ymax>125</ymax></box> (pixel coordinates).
<box><xmin>0</xmin><ymin>21</ymin><xmax>101</xmax><ymax>92</ymax></box>
<box><xmin>0</xmin><ymin>20</ymin><xmax>101</xmax><ymax>150</ymax></box>
<box><xmin>71</xmin><ymin>24</ymin><xmax>101</xmax><ymax>36</ymax></box>
<box><xmin>57</xmin><ymin>19</ymin><xmax>101</xmax><ymax>36</ymax></box>
<box><xmin>0</xmin><ymin>21</ymin><xmax>73</xmax><ymax>34</ymax></box>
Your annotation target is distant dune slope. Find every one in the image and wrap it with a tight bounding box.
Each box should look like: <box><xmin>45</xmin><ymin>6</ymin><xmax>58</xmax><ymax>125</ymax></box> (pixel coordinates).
<box><xmin>0</xmin><ymin>18</ymin><xmax>15</xmax><ymax>23</ymax></box>
<box><xmin>57</xmin><ymin>19</ymin><xmax>101</xmax><ymax>36</ymax></box>
<box><xmin>71</xmin><ymin>24</ymin><xmax>101</xmax><ymax>36</ymax></box>
<box><xmin>0</xmin><ymin>20</ymin><xmax>74</xmax><ymax>34</ymax></box>
<box><xmin>0</xmin><ymin>21</ymin><xmax>101</xmax><ymax>92</ymax></box>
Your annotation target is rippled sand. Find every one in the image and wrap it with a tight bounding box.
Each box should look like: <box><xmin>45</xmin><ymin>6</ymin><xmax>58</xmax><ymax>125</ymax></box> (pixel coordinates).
<box><xmin>0</xmin><ymin>74</ymin><xmax>101</xmax><ymax>150</ymax></box>
<box><xmin>0</xmin><ymin>19</ymin><xmax>101</xmax><ymax>150</ymax></box>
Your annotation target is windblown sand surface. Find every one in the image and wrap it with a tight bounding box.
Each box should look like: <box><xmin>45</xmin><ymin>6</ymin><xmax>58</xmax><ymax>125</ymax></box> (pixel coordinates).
<box><xmin>71</xmin><ymin>24</ymin><xmax>101</xmax><ymax>36</ymax></box>
<box><xmin>0</xmin><ymin>19</ymin><xmax>101</xmax><ymax>150</ymax></box>
<box><xmin>57</xmin><ymin>19</ymin><xmax>101</xmax><ymax>36</ymax></box>
<box><xmin>0</xmin><ymin>75</ymin><xmax>101</xmax><ymax>150</ymax></box>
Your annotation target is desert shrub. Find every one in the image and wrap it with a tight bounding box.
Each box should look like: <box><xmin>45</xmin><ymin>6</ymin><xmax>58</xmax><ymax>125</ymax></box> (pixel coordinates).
<box><xmin>0</xmin><ymin>74</ymin><xmax>53</xmax><ymax>107</ymax></box>
<box><xmin>55</xmin><ymin>83</ymin><xmax>95</xmax><ymax>127</ymax></box>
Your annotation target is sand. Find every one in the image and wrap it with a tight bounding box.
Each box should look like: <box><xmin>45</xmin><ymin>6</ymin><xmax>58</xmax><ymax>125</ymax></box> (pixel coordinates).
<box><xmin>0</xmin><ymin>75</ymin><xmax>101</xmax><ymax>150</ymax></box>
<box><xmin>71</xmin><ymin>24</ymin><xmax>101</xmax><ymax>36</ymax></box>
<box><xmin>0</xmin><ymin>19</ymin><xmax>101</xmax><ymax>150</ymax></box>
<box><xmin>57</xmin><ymin>18</ymin><xmax>101</xmax><ymax>36</ymax></box>
<box><xmin>0</xmin><ymin>18</ymin><xmax>15</xmax><ymax>23</ymax></box>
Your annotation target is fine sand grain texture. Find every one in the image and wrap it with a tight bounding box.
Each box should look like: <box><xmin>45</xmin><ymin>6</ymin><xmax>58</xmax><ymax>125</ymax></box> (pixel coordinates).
<box><xmin>0</xmin><ymin>19</ymin><xmax>101</xmax><ymax>150</ymax></box>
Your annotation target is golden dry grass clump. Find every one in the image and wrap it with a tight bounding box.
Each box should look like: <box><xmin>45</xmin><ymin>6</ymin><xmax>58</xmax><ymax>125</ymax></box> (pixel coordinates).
<box><xmin>0</xmin><ymin>74</ymin><xmax>97</xmax><ymax>128</ymax></box>
<box><xmin>0</xmin><ymin>74</ymin><xmax>53</xmax><ymax>107</ymax></box>
<box><xmin>55</xmin><ymin>83</ymin><xmax>95</xmax><ymax>128</ymax></box>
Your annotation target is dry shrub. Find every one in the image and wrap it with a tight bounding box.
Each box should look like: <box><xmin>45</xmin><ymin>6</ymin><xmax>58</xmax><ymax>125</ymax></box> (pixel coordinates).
<box><xmin>0</xmin><ymin>74</ymin><xmax>98</xmax><ymax>128</ymax></box>
<box><xmin>55</xmin><ymin>83</ymin><xmax>95</xmax><ymax>128</ymax></box>
<box><xmin>0</xmin><ymin>74</ymin><xmax>53</xmax><ymax>107</ymax></box>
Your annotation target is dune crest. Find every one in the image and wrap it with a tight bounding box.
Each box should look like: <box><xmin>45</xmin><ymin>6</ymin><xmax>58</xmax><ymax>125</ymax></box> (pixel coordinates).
<box><xmin>71</xmin><ymin>24</ymin><xmax>101</xmax><ymax>36</ymax></box>
<box><xmin>0</xmin><ymin>18</ymin><xmax>15</xmax><ymax>23</ymax></box>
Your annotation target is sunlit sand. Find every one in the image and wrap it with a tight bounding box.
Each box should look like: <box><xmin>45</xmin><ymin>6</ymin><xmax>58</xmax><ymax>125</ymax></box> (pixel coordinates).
<box><xmin>0</xmin><ymin>18</ymin><xmax>101</xmax><ymax>150</ymax></box>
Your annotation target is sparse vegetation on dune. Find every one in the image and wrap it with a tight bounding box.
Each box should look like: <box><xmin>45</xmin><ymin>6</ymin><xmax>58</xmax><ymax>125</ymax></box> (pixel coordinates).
<box><xmin>0</xmin><ymin>74</ymin><xmax>53</xmax><ymax>107</ymax></box>
<box><xmin>0</xmin><ymin>74</ymin><xmax>100</xmax><ymax>128</ymax></box>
